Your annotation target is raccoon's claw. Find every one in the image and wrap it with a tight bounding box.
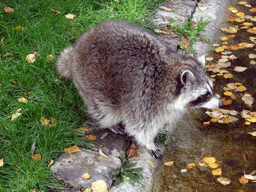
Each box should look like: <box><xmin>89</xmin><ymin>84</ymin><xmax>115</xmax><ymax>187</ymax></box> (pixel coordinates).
<box><xmin>150</xmin><ymin>149</ymin><xmax>162</xmax><ymax>159</ymax></box>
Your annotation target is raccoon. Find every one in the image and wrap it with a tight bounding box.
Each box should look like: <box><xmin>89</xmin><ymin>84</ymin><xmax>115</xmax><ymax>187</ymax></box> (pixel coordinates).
<box><xmin>56</xmin><ymin>20</ymin><xmax>222</xmax><ymax>159</ymax></box>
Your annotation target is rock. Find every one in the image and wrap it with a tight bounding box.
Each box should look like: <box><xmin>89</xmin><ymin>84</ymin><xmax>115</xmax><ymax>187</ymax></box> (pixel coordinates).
<box><xmin>51</xmin><ymin>148</ymin><xmax>121</xmax><ymax>189</ymax></box>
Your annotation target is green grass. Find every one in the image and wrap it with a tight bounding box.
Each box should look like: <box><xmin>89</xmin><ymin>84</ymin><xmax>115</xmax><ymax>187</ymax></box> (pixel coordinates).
<box><xmin>0</xmin><ymin>0</ymin><xmax>163</xmax><ymax>191</ymax></box>
<box><xmin>168</xmin><ymin>18</ymin><xmax>211</xmax><ymax>56</ymax></box>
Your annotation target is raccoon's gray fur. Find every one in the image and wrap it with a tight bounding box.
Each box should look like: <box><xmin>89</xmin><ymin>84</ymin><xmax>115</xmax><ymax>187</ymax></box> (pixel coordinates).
<box><xmin>56</xmin><ymin>20</ymin><xmax>222</xmax><ymax>159</ymax></box>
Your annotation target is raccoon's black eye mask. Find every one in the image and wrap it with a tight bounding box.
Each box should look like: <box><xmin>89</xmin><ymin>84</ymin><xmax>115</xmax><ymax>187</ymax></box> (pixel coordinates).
<box><xmin>190</xmin><ymin>91</ymin><xmax>211</xmax><ymax>106</ymax></box>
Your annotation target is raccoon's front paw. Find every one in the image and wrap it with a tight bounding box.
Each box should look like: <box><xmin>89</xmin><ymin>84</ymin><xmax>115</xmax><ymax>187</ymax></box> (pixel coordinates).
<box><xmin>149</xmin><ymin>149</ymin><xmax>162</xmax><ymax>159</ymax></box>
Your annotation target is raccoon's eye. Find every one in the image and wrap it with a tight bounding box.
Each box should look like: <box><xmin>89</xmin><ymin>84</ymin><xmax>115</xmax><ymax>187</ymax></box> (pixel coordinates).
<box><xmin>190</xmin><ymin>91</ymin><xmax>211</xmax><ymax>106</ymax></box>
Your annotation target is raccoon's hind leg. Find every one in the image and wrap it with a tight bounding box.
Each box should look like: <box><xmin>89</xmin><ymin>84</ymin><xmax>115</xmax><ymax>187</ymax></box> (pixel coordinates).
<box><xmin>124</xmin><ymin>122</ymin><xmax>163</xmax><ymax>159</ymax></box>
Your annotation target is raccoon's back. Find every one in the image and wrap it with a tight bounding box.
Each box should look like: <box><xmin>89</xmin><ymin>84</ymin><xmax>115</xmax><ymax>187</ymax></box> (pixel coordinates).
<box><xmin>73</xmin><ymin>21</ymin><xmax>176</xmax><ymax>106</ymax></box>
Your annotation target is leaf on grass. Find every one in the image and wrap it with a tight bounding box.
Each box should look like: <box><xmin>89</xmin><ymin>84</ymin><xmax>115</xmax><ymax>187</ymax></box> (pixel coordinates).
<box><xmin>65</xmin><ymin>13</ymin><xmax>76</xmax><ymax>19</ymax></box>
<box><xmin>217</xmin><ymin>177</ymin><xmax>231</xmax><ymax>185</ymax></box>
<box><xmin>40</xmin><ymin>116</ymin><xmax>49</xmax><ymax>125</ymax></box>
<box><xmin>212</xmin><ymin>168</ymin><xmax>222</xmax><ymax>176</ymax></box>
<box><xmin>48</xmin><ymin>160</ymin><xmax>54</xmax><ymax>167</ymax></box>
<box><xmin>150</xmin><ymin>160</ymin><xmax>156</xmax><ymax>168</ymax></box>
<box><xmin>126</xmin><ymin>143</ymin><xmax>139</xmax><ymax>158</ymax></box>
<box><xmin>26</xmin><ymin>54</ymin><xmax>36</xmax><ymax>63</ymax></box>
<box><xmin>46</xmin><ymin>54</ymin><xmax>54</xmax><ymax>63</ymax></box>
<box><xmin>236</xmin><ymin>12</ymin><xmax>245</xmax><ymax>17</ymax></box>
<box><xmin>64</xmin><ymin>146</ymin><xmax>81</xmax><ymax>153</ymax></box>
<box><xmin>242</xmin><ymin>93</ymin><xmax>253</xmax><ymax>107</ymax></box>
<box><xmin>14</xmin><ymin>26</ymin><xmax>24</xmax><ymax>31</ymax></box>
<box><xmin>86</xmin><ymin>134</ymin><xmax>97</xmax><ymax>140</ymax></box>
<box><xmin>11</xmin><ymin>108</ymin><xmax>22</xmax><ymax>120</ymax></box>
<box><xmin>164</xmin><ymin>161</ymin><xmax>174</xmax><ymax>166</ymax></box>
<box><xmin>224</xmin><ymin>73</ymin><xmax>233</xmax><ymax>78</ymax></box>
<box><xmin>74</xmin><ymin>127</ymin><xmax>89</xmax><ymax>136</ymax></box>
<box><xmin>239</xmin><ymin>175</ymin><xmax>249</xmax><ymax>184</ymax></box>
<box><xmin>0</xmin><ymin>158</ymin><xmax>3</xmax><ymax>167</ymax></box>
<box><xmin>4</xmin><ymin>7</ymin><xmax>14</xmax><ymax>13</ymax></box>
<box><xmin>110</xmin><ymin>7</ymin><xmax>114</xmax><ymax>12</ymax></box>
<box><xmin>199</xmin><ymin>162</ymin><xmax>206</xmax><ymax>167</ymax></box>
<box><xmin>82</xmin><ymin>173</ymin><xmax>91</xmax><ymax>180</ymax></box>
<box><xmin>18</xmin><ymin>97</ymin><xmax>28</xmax><ymax>103</ymax></box>
<box><xmin>244</xmin><ymin>173</ymin><xmax>256</xmax><ymax>180</ymax></box>
<box><xmin>3</xmin><ymin>53</ymin><xmax>14</xmax><ymax>57</ymax></box>
<box><xmin>187</xmin><ymin>163</ymin><xmax>196</xmax><ymax>169</ymax></box>
<box><xmin>31</xmin><ymin>154</ymin><xmax>41</xmax><ymax>161</ymax></box>
<box><xmin>202</xmin><ymin>157</ymin><xmax>216</xmax><ymax>164</ymax></box>
<box><xmin>181</xmin><ymin>169</ymin><xmax>187</xmax><ymax>173</ymax></box>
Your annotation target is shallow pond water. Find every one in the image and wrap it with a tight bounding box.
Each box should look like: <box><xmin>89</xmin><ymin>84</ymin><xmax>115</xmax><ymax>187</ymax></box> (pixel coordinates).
<box><xmin>154</xmin><ymin>0</ymin><xmax>256</xmax><ymax>191</ymax></box>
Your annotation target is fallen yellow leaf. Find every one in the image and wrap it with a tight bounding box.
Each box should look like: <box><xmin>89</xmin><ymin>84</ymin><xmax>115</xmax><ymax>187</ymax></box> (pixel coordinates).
<box><xmin>18</xmin><ymin>97</ymin><xmax>28</xmax><ymax>103</ymax></box>
<box><xmin>249</xmin><ymin>8</ymin><xmax>256</xmax><ymax>12</ymax></box>
<box><xmin>239</xmin><ymin>175</ymin><xmax>249</xmax><ymax>184</ymax></box>
<box><xmin>82</xmin><ymin>173</ymin><xmax>90</xmax><ymax>180</ymax></box>
<box><xmin>0</xmin><ymin>158</ymin><xmax>3</xmax><ymax>167</ymax></box>
<box><xmin>14</xmin><ymin>26</ymin><xmax>24</xmax><ymax>31</ymax></box>
<box><xmin>220</xmin><ymin>36</ymin><xmax>228</xmax><ymax>41</ymax></box>
<box><xmin>215</xmin><ymin>47</ymin><xmax>224</xmax><ymax>52</ymax></box>
<box><xmin>236</xmin><ymin>85</ymin><xmax>247</xmax><ymax>91</ymax></box>
<box><xmin>31</xmin><ymin>154</ymin><xmax>41</xmax><ymax>161</ymax></box>
<box><xmin>86</xmin><ymin>134</ymin><xmax>97</xmax><ymax>140</ymax></box>
<box><xmin>187</xmin><ymin>163</ymin><xmax>196</xmax><ymax>169</ymax></box>
<box><xmin>64</xmin><ymin>146</ymin><xmax>81</xmax><ymax>153</ymax></box>
<box><xmin>202</xmin><ymin>157</ymin><xmax>216</xmax><ymax>164</ymax></box>
<box><xmin>217</xmin><ymin>177</ymin><xmax>231</xmax><ymax>185</ymax></box>
<box><xmin>150</xmin><ymin>160</ymin><xmax>156</xmax><ymax>168</ymax></box>
<box><xmin>209</xmin><ymin>163</ymin><xmax>219</xmax><ymax>168</ymax></box>
<box><xmin>164</xmin><ymin>161</ymin><xmax>174</xmax><ymax>166</ymax></box>
<box><xmin>224</xmin><ymin>73</ymin><xmax>233</xmax><ymax>78</ymax></box>
<box><xmin>238</xmin><ymin>1</ymin><xmax>248</xmax><ymax>5</ymax></box>
<box><xmin>212</xmin><ymin>168</ymin><xmax>222</xmax><ymax>176</ymax></box>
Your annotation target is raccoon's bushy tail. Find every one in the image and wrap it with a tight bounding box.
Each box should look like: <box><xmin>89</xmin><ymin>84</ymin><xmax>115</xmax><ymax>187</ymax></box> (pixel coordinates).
<box><xmin>56</xmin><ymin>46</ymin><xmax>74</xmax><ymax>79</ymax></box>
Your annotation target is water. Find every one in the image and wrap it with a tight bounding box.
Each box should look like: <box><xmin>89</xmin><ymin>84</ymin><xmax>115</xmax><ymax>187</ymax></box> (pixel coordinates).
<box><xmin>154</xmin><ymin>0</ymin><xmax>256</xmax><ymax>191</ymax></box>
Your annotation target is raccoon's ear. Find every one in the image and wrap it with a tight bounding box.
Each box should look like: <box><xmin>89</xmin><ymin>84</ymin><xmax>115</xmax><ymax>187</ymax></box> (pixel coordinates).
<box><xmin>181</xmin><ymin>70</ymin><xmax>194</xmax><ymax>85</ymax></box>
<box><xmin>197</xmin><ymin>54</ymin><xmax>206</xmax><ymax>67</ymax></box>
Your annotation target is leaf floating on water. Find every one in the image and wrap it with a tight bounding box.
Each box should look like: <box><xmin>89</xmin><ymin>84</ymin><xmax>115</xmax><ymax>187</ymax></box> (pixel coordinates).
<box><xmin>217</xmin><ymin>177</ymin><xmax>231</xmax><ymax>185</ymax></box>
<box><xmin>242</xmin><ymin>93</ymin><xmax>254</xmax><ymax>107</ymax></box>
<box><xmin>239</xmin><ymin>175</ymin><xmax>249</xmax><ymax>184</ymax></box>
<box><xmin>212</xmin><ymin>168</ymin><xmax>222</xmax><ymax>176</ymax></box>
<box><xmin>202</xmin><ymin>157</ymin><xmax>216</xmax><ymax>165</ymax></box>
<box><xmin>249</xmin><ymin>53</ymin><xmax>256</xmax><ymax>58</ymax></box>
<box><xmin>187</xmin><ymin>163</ymin><xmax>196</xmax><ymax>169</ymax></box>
<box><xmin>223</xmin><ymin>73</ymin><xmax>233</xmax><ymax>78</ymax></box>
<box><xmin>248</xmin><ymin>131</ymin><xmax>256</xmax><ymax>136</ymax></box>
<box><xmin>234</xmin><ymin>66</ymin><xmax>247</xmax><ymax>72</ymax></box>
<box><xmin>236</xmin><ymin>85</ymin><xmax>247</xmax><ymax>92</ymax></box>
<box><xmin>215</xmin><ymin>47</ymin><xmax>224</xmax><ymax>53</ymax></box>
<box><xmin>164</xmin><ymin>161</ymin><xmax>174</xmax><ymax>166</ymax></box>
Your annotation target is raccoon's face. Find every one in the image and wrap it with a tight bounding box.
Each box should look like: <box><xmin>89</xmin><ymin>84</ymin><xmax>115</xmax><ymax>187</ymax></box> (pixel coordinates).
<box><xmin>173</xmin><ymin>56</ymin><xmax>223</xmax><ymax>111</ymax></box>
